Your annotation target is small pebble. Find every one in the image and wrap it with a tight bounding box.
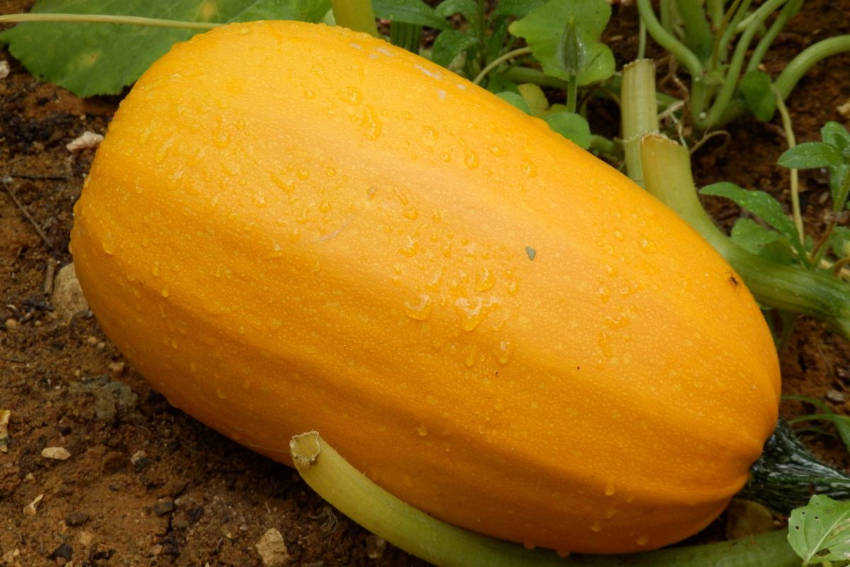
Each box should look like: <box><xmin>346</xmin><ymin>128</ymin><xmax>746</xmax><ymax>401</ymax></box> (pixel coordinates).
<box><xmin>65</xmin><ymin>511</ymin><xmax>90</xmax><ymax>527</ymax></box>
<box><xmin>826</xmin><ymin>389</ymin><xmax>846</xmax><ymax>404</ymax></box>
<box><xmin>255</xmin><ymin>528</ymin><xmax>290</xmax><ymax>567</ymax></box>
<box><xmin>65</xmin><ymin>131</ymin><xmax>103</xmax><ymax>152</ymax></box>
<box><xmin>51</xmin><ymin>263</ymin><xmax>89</xmax><ymax>324</ymax></box>
<box><xmin>153</xmin><ymin>498</ymin><xmax>175</xmax><ymax>516</ymax></box>
<box><xmin>365</xmin><ymin>534</ymin><xmax>386</xmax><ymax>559</ymax></box>
<box><xmin>4</xmin><ymin>318</ymin><xmax>18</xmax><ymax>330</ymax></box>
<box><xmin>78</xmin><ymin>530</ymin><xmax>94</xmax><ymax>547</ymax></box>
<box><xmin>0</xmin><ymin>409</ymin><xmax>10</xmax><ymax>453</ymax></box>
<box><xmin>49</xmin><ymin>543</ymin><xmax>73</xmax><ymax>561</ymax></box>
<box><xmin>0</xmin><ymin>60</ymin><xmax>9</xmax><ymax>80</ymax></box>
<box><xmin>42</xmin><ymin>446</ymin><xmax>72</xmax><ymax>461</ymax></box>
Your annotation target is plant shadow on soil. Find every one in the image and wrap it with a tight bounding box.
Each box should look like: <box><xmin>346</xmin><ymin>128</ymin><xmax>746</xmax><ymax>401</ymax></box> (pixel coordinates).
<box><xmin>1</xmin><ymin>1</ymin><xmax>849</xmax><ymax>565</ymax></box>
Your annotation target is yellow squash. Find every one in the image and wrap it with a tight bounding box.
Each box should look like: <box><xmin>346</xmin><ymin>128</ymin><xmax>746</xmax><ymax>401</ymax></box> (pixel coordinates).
<box><xmin>70</xmin><ymin>21</ymin><xmax>781</xmax><ymax>554</ymax></box>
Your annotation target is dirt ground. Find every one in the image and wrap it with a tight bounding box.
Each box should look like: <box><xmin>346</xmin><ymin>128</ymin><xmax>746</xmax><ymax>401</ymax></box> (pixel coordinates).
<box><xmin>1</xmin><ymin>1</ymin><xmax>849</xmax><ymax>566</ymax></box>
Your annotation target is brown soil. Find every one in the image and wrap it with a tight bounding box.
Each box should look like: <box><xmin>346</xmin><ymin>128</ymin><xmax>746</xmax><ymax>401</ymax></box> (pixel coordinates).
<box><xmin>1</xmin><ymin>1</ymin><xmax>849</xmax><ymax>566</ymax></box>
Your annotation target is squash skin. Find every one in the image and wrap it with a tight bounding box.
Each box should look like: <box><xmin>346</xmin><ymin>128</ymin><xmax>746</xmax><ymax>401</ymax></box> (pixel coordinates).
<box><xmin>69</xmin><ymin>21</ymin><xmax>780</xmax><ymax>554</ymax></box>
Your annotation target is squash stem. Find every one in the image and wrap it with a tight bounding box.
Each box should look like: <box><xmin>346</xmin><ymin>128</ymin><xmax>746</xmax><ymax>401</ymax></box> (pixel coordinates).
<box><xmin>741</xmin><ymin>420</ymin><xmax>850</xmax><ymax>513</ymax></box>
<box><xmin>620</xmin><ymin>59</ymin><xmax>659</xmax><ymax>187</ymax></box>
<box><xmin>290</xmin><ymin>431</ymin><xmax>800</xmax><ymax>567</ymax></box>
<box><xmin>640</xmin><ymin>134</ymin><xmax>850</xmax><ymax>339</ymax></box>
<box><xmin>331</xmin><ymin>0</ymin><xmax>378</xmax><ymax>36</ymax></box>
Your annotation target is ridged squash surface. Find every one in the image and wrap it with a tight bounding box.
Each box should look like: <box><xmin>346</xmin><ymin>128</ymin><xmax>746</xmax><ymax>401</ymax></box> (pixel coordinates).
<box><xmin>70</xmin><ymin>21</ymin><xmax>781</xmax><ymax>554</ymax></box>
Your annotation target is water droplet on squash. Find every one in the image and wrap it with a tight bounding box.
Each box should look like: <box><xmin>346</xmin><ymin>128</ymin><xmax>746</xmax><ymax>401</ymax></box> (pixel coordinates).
<box><xmin>404</xmin><ymin>295</ymin><xmax>433</xmax><ymax>321</ymax></box>
<box><xmin>455</xmin><ymin>297</ymin><xmax>486</xmax><ymax>331</ymax></box>
<box><xmin>341</xmin><ymin>86</ymin><xmax>362</xmax><ymax>104</ymax></box>
<box><xmin>605</xmin><ymin>508</ymin><xmax>617</xmax><ymax>519</ymax></box>
<box><xmin>604</xmin><ymin>483</ymin><xmax>616</xmax><ymax>497</ymax></box>
<box><xmin>398</xmin><ymin>236</ymin><xmax>419</xmax><ymax>257</ymax></box>
<box><xmin>613</xmin><ymin>230</ymin><xmax>625</xmax><ymax>241</ymax></box>
<box><xmin>215</xmin><ymin>388</ymin><xmax>227</xmax><ymax>400</ymax></box>
<box><xmin>590</xmin><ymin>521</ymin><xmax>602</xmax><ymax>533</ymax></box>
<box><xmin>151</xmin><ymin>262</ymin><xmax>161</xmax><ymax>277</ymax></box>
<box><xmin>402</xmin><ymin>206</ymin><xmax>419</xmax><ymax>220</ymax></box>
<box><xmin>439</xmin><ymin>150</ymin><xmax>451</xmax><ymax>162</ymax></box>
<box><xmin>296</xmin><ymin>169</ymin><xmax>310</xmax><ymax>181</ymax></box>
<box><xmin>640</xmin><ymin>238</ymin><xmax>657</xmax><ymax>253</ymax></box>
<box><xmin>304</xmin><ymin>89</ymin><xmax>316</xmax><ymax>99</ymax></box>
<box><xmin>597</xmin><ymin>286</ymin><xmax>611</xmax><ymax>303</ymax></box>
<box><xmin>361</xmin><ymin>105</ymin><xmax>382</xmax><ymax>141</ymax></box>
<box><xmin>474</xmin><ymin>268</ymin><xmax>495</xmax><ymax>292</ymax></box>
<box><xmin>415</xmin><ymin>425</ymin><xmax>428</xmax><ymax>437</ymax></box>
<box><xmin>100</xmin><ymin>232</ymin><xmax>115</xmax><ymax>255</ymax></box>
<box><xmin>422</xmin><ymin>126</ymin><xmax>438</xmax><ymax>144</ymax></box>
<box><xmin>635</xmin><ymin>535</ymin><xmax>649</xmax><ymax>547</ymax></box>
<box><xmin>521</xmin><ymin>159</ymin><xmax>537</xmax><ymax>178</ymax></box>
<box><xmin>496</xmin><ymin>340</ymin><xmax>512</xmax><ymax>365</ymax></box>
<box><xmin>489</xmin><ymin>145</ymin><xmax>506</xmax><ymax>156</ymax></box>
<box><xmin>252</xmin><ymin>192</ymin><xmax>267</xmax><ymax>207</ymax></box>
<box><xmin>161</xmin><ymin>288</ymin><xmax>170</xmax><ymax>298</ymax></box>
<box><xmin>464</xmin><ymin>149</ymin><xmax>479</xmax><ymax>169</ymax></box>
<box><xmin>463</xmin><ymin>345</ymin><xmax>478</xmax><ymax>367</ymax></box>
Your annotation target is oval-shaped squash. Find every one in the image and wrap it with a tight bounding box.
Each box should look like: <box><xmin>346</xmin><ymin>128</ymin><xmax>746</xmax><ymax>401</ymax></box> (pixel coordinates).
<box><xmin>70</xmin><ymin>21</ymin><xmax>780</xmax><ymax>554</ymax></box>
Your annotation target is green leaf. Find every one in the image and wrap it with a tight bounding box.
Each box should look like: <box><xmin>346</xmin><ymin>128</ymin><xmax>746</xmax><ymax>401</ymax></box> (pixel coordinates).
<box><xmin>738</xmin><ymin>70</ymin><xmax>776</xmax><ymax>122</ymax></box>
<box><xmin>700</xmin><ymin>182</ymin><xmax>801</xmax><ymax>245</ymax></box>
<box><xmin>821</xmin><ymin>121</ymin><xmax>850</xmax><ymax>154</ymax></box>
<box><xmin>496</xmin><ymin>91</ymin><xmax>530</xmax><ymax>113</ymax></box>
<box><xmin>516</xmin><ymin>83</ymin><xmax>548</xmax><ymax>115</ymax></box>
<box><xmin>787</xmin><ymin>495</ymin><xmax>850</xmax><ymax>565</ymax></box>
<box><xmin>730</xmin><ymin>218</ymin><xmax>795</xmax><ymax>264</ymax></box>
<box><xmin>484</xmin><ymin>15</ymin><xmax>511</xmax><ymax>63</ymax></box>
<box><xmin>508</xmin><ymin>0</ymin><xmax>614</xmax><ymax>86</ymax></box>
<box><xmin>0</xmin><ymin>0</ymin><xmax>331</xmax><ymax>97</ymax></box>
<box><xmin>543</xmin><ymin>111</ymin><xmax>591</xmax><ymax>149</ymax></box>
<box><xmin>830</xmin><ymin>226</ymin><xmax>850</xmax><ymax>259</ymax></box>
<box><xmin>483</xmin><ymin>73</ymin><xmax>517</xmax><ymax>94</ymax></box>
<box><xmin>430</xmin><ymin>28</ymin><xmax>477</xmax><ymax>68</ymax></box>
<box><xmin>779</xmin><ymin>142</ymin><xmax>844</xmax><ymax>169</ymax></box>
<box><xmin>373</xmin><ymin>0</ymin><xmax>449</xmax><ymax>30</ymax></box>
<box><xmin>492</xmin><ymin>0</ymin><xmax>545</xmax><ymax>18</ymax></box>
<box><xmin>434</xmin><ymin>0</ymin><xmax>477</xmax><ymax>22</ymax></box>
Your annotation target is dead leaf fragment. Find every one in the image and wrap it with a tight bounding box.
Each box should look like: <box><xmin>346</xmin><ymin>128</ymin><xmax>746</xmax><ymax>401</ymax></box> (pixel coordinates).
<box><xmin>839</xmin><ymin>99</ymin><xmax>850</xmax><ymax>119</ymax></box>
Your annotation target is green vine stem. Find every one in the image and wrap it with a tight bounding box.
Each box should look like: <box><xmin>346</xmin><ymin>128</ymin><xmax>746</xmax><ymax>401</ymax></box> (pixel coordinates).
<box><xmin>290</xmin><ymin>431</ymin><xmax>800</xmax><ymax>567</ymax></box>
<box><xmin>636</xmin><ymin>0</ymin><xmax>850</xmax><ymax>132</ymax></box>
<box><xmin>473</xmin><ymin>47</ymin><xmax>532</xmax><ymax>86</ymax></box>
<box><xmin>0</xmin><ymin>12</ymin><xmax>217</xmax><ymax>29</ymax></box>
<box><xmin>640</xmin><ymin>134</ymin><xmax>850</xmax><ymax>339</ymax></box>
<box><xmin>771</xmin><ymin>86</ymin><xmax>806</xmax><ymax>253</ymax></box>
<box><xmin>773</xmin><ymin>34</ymin><xmax>850</xmax><ymax>100</ymax></box>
